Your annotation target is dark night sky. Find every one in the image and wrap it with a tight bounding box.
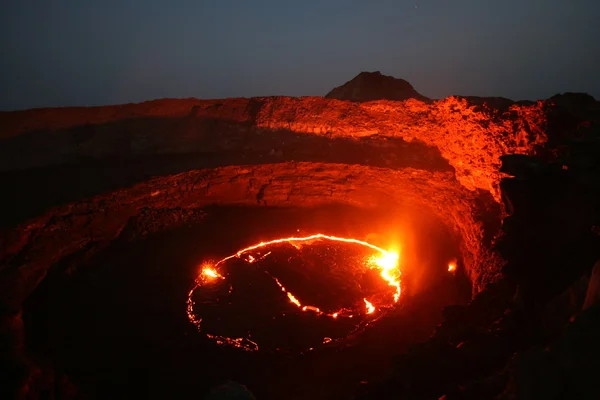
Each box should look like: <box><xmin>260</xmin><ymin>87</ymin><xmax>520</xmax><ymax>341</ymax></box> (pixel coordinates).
<box><xmin>1</xmin><ymin>0</ymin><xmax>600</xmax><ymax>110</ymax></box>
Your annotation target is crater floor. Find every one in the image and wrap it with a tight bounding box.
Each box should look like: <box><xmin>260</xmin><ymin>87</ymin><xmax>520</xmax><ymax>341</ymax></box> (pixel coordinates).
<box><xmin>23</xmin><ymin>205</ymin><xmax>471</xmax><ymax>399</ymax></box>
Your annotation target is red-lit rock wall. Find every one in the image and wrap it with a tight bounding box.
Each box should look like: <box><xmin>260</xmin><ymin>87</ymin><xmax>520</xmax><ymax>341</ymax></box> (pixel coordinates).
<box><xmin>0</xmin><ymin>96</ymin><xmax>548</xmax><ymax>201</ymax></box>
<box><xmin>255</xmin><ymin>97</ymin><xmax>548</xmax><ymax>200</ymax></box>
<box><xmin>0</xmin><ymin>163</ymin><xmax>501</xmax><ymax>309</ymax></box>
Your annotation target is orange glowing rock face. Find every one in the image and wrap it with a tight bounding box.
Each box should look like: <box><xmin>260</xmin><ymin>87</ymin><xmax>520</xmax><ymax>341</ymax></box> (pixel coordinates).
<box><xmin>186</xmin><ymin>234</ymin><xmax>402</xmax><ymax>352</ymax></box>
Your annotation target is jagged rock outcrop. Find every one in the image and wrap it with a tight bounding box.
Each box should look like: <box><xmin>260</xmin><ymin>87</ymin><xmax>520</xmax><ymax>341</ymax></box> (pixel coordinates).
<box><xmin>325</xmin><ymin>71</ymin><xmax>431</xmax><ymax>103</ymax></box>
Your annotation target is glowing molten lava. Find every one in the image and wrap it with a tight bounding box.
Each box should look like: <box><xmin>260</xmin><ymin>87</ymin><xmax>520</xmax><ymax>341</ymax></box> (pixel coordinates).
<box><xmin>201</xmin><ymin>265</ymin><xmax>222</xmax><ymax>280</ymax></box>
<box><xmin>186</xmin><ymin>234</ymin><xmax>402</xmax><ymax>351</ymax></box>
<box><xmin>364</xmin><ymin>298</ymin><xmax>376</xmax><ymax>314</ymax></box>
<box><xmin>448</xmin><ymin>260</ymin><xmax>457</xmax><ymax>273</ymax></box>
<box><xmin>369</xmin><ymin>251</ymin><xmax>401</xmax><ymax>302</ymax></box>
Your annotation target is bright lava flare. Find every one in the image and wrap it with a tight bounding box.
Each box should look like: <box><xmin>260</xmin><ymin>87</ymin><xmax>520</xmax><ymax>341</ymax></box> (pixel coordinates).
<box><xmin>201</xmin><ymin>265</ymin><xmax>221</xmax><ymax>280</ymax></box>
<box><xmin>187</xmin><ymin>234</ymin><xmax>402</xmax><ymax>351</ymax></box>
<box><xmin>364</xmin><ymin>298</ymin><xmax>376</xmax><ymax>314</ymax></box>
<box><xmin>448</xmin><ymin>260</ymin><xmax>457</xmax><ymax>273</ymax></box>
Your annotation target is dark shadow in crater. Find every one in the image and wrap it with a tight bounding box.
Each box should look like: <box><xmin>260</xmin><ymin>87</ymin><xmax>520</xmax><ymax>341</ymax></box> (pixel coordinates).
<box><xmin>23</xmin><ymin>204</ymin><xmax>471</xmax><ymax>400</ymax></box>
<box><xmin>0</xmin><ymin>117</ymin><xmax>452</xmax><ymax>228</ymax></box>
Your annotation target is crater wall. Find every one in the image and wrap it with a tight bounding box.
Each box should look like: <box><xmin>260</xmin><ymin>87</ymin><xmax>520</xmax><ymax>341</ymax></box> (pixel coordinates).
<box><xmin>0</xmin><ymin>96</ymin><xmax>549</xmax><ymax>201</ymax></box>
<box><xmin>0</xmin><ymin>163</ymin><xmax>501</xmax><ymax>311</ymax></box>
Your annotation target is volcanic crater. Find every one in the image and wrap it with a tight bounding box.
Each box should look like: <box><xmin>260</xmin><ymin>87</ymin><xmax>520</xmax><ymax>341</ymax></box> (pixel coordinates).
<box><xmin>1</xmin><ymin>73</ymin><xmax>599</xmax><ymax>399</ymax></box>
